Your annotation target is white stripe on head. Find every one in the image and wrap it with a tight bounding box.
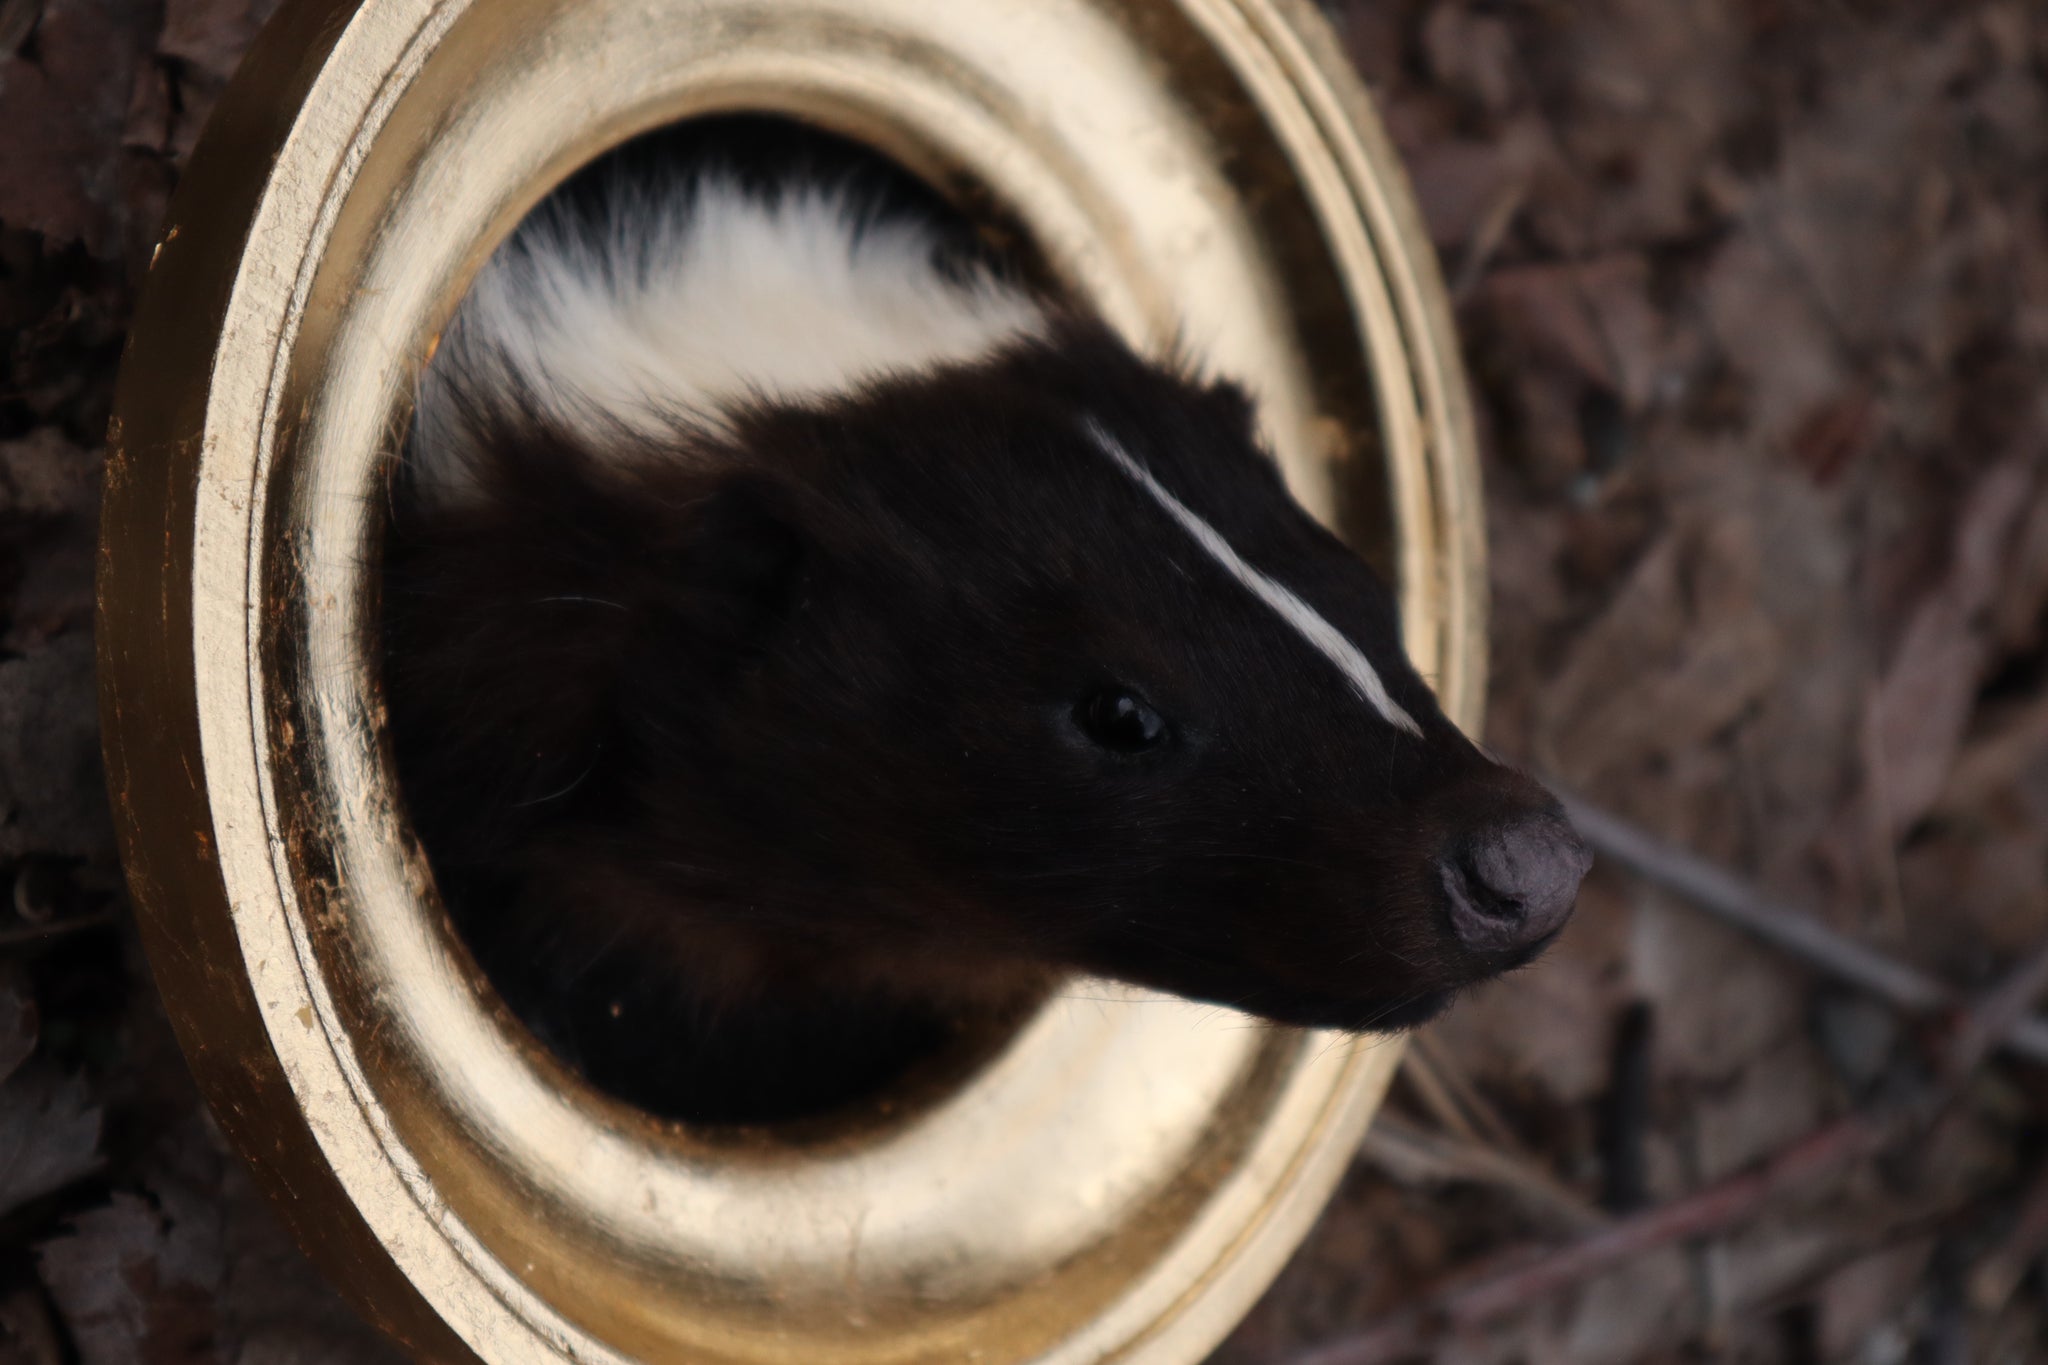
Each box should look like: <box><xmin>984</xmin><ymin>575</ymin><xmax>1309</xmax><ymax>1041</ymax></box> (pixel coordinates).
<box><xmin>414</xmin><ymin>179</ymin><xmax>1045</xmax><ymax>501</ymax></box>
<box><xmin>1085</xmin><ymin>421</ymin><xmax>1424</xmax><ymax>737</ymax></box>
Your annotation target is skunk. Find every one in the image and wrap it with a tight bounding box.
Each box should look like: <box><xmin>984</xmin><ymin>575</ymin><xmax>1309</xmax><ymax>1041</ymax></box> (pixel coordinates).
<box><xmin>383</xmin><ymin>120</ymin><xmax>1589</xmax><ymax>1124</ymax></box>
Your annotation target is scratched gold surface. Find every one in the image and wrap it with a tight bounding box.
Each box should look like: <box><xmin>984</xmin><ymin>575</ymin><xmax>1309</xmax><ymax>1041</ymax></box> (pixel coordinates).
<box><xmin>96</xmin><ymin>1</ymin><xmax>1485</xmax><ymax>1360</ymax></box>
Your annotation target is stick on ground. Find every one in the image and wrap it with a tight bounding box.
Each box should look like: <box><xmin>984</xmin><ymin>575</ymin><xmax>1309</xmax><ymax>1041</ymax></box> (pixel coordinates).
<box><xmin>1557</xmin><ymin>792</ymin><xmax>2048</xmax><ymax>1065</ymax></box>
<box><xmin>1294</xmin><ymin>895</ymin><xmax>2048</xmax><ymax>1365</ymax></box>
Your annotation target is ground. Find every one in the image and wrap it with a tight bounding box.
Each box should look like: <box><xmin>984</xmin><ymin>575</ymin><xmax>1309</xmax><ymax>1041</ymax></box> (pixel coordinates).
<box><xmin>3</xmin><ymin>2</ymin><xmax>2047</xmax><ymax>1363</ymax></box>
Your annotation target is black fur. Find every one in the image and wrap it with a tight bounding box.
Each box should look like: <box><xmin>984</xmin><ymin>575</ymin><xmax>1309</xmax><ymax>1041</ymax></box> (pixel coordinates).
<box><xmin>382</xmin><ymin>120</ymin><xmax>1580</xmax><ymax>1125</ymax></box>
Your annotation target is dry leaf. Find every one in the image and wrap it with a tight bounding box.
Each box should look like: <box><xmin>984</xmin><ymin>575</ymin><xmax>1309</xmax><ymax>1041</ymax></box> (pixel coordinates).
<box><xmin>1864</xmin><ymin>458</ymin><xmax>2039</xmax><ymax>839</ymax></box>
<box><xmin>0</xmin><ymin>635</ymin><xmax>113</xmax><ymax>862</ymax></box>
<box><xmin>1535</xmin><ymin>521</ymin><xmax>1781</xmax><ymax>789</ymax></box>
<box><xmin>37</xmin><ymin>1191</ymin><xmax>221</xmax><ymax>1365</ymax></box>
<box><xmin>0</xmin><ymin>1068</ymin><xmax>101</xmax><ymax>1219</ymax></box>
<box><xmin>158</xmin><ymin>0</ymin><xmax>279</xmax><ymax>83</ymax></box>
<box><xmin>0</xmin><ymin>0</ymin><xmax>157</xmax><ymax>254</ymax></box>
<box><xmin>1420</xmin><ymin>5</ymin><xmax>1519</xmax><ymax>118</ymax></box>
<box><xmin>0</xmin><ymin>429</ymin><xmax>97</xmax><ymax>521</ymax></box>
<box><xmin>1817</xmin><ymin>1238</ymin><xmax>1937</xmax><ymax>1360</ymax></box>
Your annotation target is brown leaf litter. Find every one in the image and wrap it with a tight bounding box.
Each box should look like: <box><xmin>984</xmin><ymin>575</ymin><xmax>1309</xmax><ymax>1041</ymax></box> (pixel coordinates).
<box><xmin>1</xmin><ymin>2</ymin><xmax>2047</xmax><ymax>1363</ymax></box>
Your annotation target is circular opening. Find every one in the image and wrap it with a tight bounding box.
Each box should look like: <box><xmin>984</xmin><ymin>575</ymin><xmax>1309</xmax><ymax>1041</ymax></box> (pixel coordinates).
<box><xmin>381</xmin><ymin>112</ymin><xmax>1058</xmax><ymax>1132</ymax></box>
<box><xmin>106</xmin><ymin>3</ymin><xmax>1463</xmax><ymax>1356</ymax></box>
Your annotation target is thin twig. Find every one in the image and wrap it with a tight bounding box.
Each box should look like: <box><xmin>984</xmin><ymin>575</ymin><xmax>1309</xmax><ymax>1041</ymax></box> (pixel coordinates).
<box><xmin>1597</xmin><ymin>1001</ymin><xmax>1654</xmax><ymax>1213</ymax></box>
<box><xmin>1406</xmin><ymin>1028</ymin><xmax>1524</xmax><ymax>1153</ymax></box>
<box><xmin>1361</xmin><ymin>1113</ymin><xmax>1609</xmax><ymax>1235</ymax></box>
<box><xmin>1298</xmin><ymin>1115</ymin><xmax>1889</xmax><ymax>1365</ymax></box>
<box><xmin>1941</xmin><ymin>935</ymin><xmax>2048</xmax><ymax>1081</ymax></box>
<box><xmin>1397</xmin><ymin>1043</ymin><xmax>1484</xmax><ymax>1145</ymax></box>
<box><xmin>1300</xmin><ymin>920</ymin><xmax>2048</xmax><ymax>1365</ymax></box>
<box><xmin>1968</xmin><ymin>1158</ymin><xmax>2048</xmax><ymax>1312</ymax></box>
<box><xmin>1450</xmin><ymin>179</ymin><xmax>1527</xmax><ymax>303</ymax></box>
<box><xmin>1557</xmin><ymin>791</ymin><xmax>2048</xmax><ymax>1065</ymax></box>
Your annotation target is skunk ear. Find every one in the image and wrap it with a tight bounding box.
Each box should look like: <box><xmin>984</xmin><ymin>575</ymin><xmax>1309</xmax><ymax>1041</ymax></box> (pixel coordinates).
<box><xmin>660</xmin><ymin>476</ymin><xmax>806</xmax><ymax>649</ymax></box>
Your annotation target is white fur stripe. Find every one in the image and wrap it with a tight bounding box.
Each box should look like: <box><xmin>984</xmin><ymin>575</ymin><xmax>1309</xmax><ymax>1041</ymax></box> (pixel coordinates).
<box><xmin>1086</xmin><ymin>423</ymin><xmax>1424</xmax><ymax>737</ymax></box>
<box><xmin>413</xmin><ymin>181</ymin><xmax>1045</xmax><ymax>500</ymax></box>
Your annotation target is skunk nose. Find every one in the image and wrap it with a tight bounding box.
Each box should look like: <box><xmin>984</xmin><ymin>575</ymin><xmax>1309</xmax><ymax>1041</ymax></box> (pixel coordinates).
<box><xmin>1440</xmin><ymin>815</ymin><xmax>1591</xmax><ymax>956</ymax></box>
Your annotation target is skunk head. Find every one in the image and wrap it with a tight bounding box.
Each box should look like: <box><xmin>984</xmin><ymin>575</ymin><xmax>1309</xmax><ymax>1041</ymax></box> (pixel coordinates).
<box><xmin>386</xmin><ymin>173</ymin><xmax>1586</xmax><ymax>1048</ymax></box>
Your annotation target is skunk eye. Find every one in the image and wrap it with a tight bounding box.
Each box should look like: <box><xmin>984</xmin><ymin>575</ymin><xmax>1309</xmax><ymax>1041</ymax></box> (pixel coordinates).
<box><xmin>1075</xmin><ymin>688</ymin><xmax>1169</xmax><ymax>753</ymax></box>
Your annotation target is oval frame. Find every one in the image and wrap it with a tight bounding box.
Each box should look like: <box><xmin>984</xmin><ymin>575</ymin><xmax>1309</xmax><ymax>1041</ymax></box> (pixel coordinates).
<box><xmin>98</xmin><ymin>1</ymin><xmax>1486</xmax><ymax>1362</ymax></box>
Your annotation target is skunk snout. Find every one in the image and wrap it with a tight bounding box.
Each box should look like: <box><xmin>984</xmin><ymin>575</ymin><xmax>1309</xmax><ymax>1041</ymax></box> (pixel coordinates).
<box><xmin>1439</xmin><ymin>814</ymin><xmax>1591</xmax><ymax>959</ymax></box>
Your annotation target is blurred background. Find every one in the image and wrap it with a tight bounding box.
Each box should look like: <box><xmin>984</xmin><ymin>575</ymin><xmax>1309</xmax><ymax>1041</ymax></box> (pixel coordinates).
<box><xmin>2</xmin><ymin>2</ymin><xmax>2045</xmax><ymax>1362</ymax></box>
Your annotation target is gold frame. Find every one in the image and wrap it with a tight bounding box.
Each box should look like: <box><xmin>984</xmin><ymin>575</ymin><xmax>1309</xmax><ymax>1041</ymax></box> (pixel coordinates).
<box><xmin>97</xmin><ymin>1</ymin><xmax>1485</xmax><ymax>1361</ymax></box>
